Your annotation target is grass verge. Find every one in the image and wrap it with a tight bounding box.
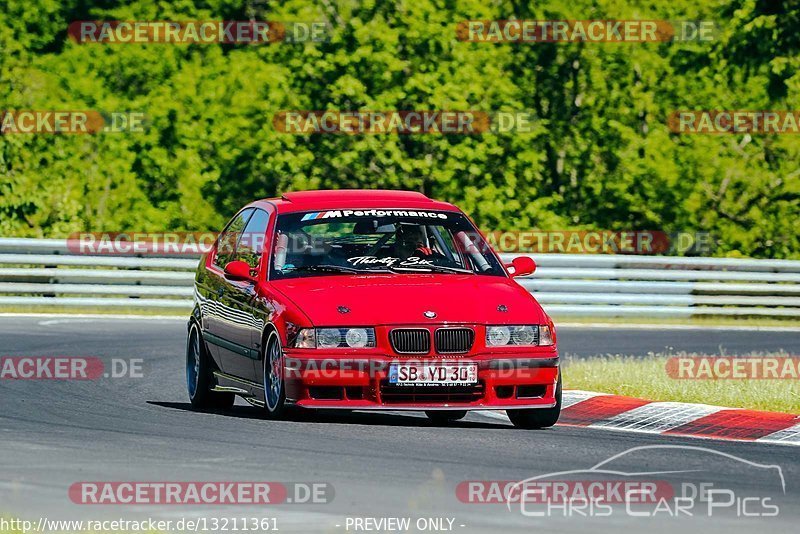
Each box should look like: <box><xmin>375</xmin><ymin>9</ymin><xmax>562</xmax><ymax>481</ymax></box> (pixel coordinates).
<box><xmin>563</xmin><ymin>353</ymin><xmax>800</xmax><ymax>414</ymax></box>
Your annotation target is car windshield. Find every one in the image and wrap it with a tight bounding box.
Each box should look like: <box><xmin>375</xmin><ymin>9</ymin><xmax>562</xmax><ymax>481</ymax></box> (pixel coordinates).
<box><xmin>270</xmin><ymin>209</ymin><xmax>506</xmax><ymax>279</ymax></box>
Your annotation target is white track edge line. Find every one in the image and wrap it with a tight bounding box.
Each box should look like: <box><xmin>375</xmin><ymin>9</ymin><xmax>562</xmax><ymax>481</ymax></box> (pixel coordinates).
<box><xmin>0</xmin><ymin>313</ymin><xmax>186</xmax><ymax>321</ymax></box>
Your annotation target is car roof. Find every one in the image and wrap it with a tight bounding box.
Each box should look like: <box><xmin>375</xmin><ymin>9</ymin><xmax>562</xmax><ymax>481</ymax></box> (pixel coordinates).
<box><xmin>248</xmin><ymin>189</ymin><xmax>460</xmax><ymax>214</ymax></box>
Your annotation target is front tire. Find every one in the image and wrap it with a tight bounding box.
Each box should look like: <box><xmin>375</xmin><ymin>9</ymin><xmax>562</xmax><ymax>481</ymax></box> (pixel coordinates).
<box><xmin>425</xmin><ymin>410</ymin><xmax>467</xmax><ymax>424</ymax></box>
<box><xmin>262</xmin><ymin>331</ymin><xmax>288</xmax><ymax>419</ymax></box>
<box><xmin>186</xmin><ymin>322</ymin><xmax>235</xmax><ymax>410</ymax></box>
<box><xmin>507</xmin><ymin>375</ymin><xmax>562</xmax><ymax>429</ymax></box>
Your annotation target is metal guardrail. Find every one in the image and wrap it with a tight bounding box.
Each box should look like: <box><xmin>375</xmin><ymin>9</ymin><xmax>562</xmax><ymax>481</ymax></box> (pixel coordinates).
<box><xmin>1</xmin><ymin>238</ymin><xmax>799</xmax><ymax>318</ymax></box>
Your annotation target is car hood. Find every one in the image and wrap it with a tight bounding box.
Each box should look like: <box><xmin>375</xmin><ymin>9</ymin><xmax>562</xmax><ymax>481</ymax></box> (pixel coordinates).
<box><xmin>270</xmin><ymin>274</ymin><xmax>546</xmax><ymax>326</ymax></box>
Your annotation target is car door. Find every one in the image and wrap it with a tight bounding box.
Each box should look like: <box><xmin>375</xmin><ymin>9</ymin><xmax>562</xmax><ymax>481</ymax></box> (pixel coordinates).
<box><xmin>204</xmin><ymin>208</ymin><xmax>254</xmax><ymax>373</ymax></box>
<box><xmin>218</xmin><ymin>208</ymin><xmax>271</xmax><ymax>382</ymax></box>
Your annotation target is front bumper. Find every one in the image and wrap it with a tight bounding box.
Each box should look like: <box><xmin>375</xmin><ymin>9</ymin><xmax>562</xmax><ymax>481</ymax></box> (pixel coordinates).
<box><xmin>283</xmin><ymin>350</ymin><xmax>559</xmax><ymax>410</ymax></box>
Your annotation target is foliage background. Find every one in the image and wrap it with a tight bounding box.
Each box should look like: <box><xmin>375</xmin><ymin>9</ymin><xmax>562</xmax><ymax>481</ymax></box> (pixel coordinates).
<box><xmin>0</xmin><ymin>0</ymin><xmax>798</xmax><ymax>258</ymax></box>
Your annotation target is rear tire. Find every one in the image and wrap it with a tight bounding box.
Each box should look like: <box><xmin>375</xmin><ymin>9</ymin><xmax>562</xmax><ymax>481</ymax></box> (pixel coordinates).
<box><xmin>425</xmin><ymin>410</ymin><xmax>467</xmax><ymax>424</ymax></box>
<box><xmin>186</xmin><ymin>322</ymin><xmax>235</xmax><ymax>410</ymax></box>
<box><xmin>507</xmin><ymin>375</ymin><xmax>562</xmax><ymax>429</ymax></box>
<box><xmin>262</xmin><ymin>331</ymin><xmax>288</xmax><ymax>419</ymax></box>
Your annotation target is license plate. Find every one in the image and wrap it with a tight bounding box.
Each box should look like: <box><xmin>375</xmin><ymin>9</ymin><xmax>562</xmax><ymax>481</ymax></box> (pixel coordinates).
<box><xmin>388</xmin><ymin>363</ymin><xmax>477</xmax><ymax>386</ymax></box>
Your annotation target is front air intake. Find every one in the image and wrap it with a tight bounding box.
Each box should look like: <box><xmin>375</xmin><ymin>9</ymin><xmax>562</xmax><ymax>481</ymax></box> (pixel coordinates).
<box><xmin>434</xmin><ymin>328</ymin><xmax>475</xmax><ymax>354</ymax></box>
<box><xmin>389</xmin><ymin>329</ymin><xmax>431</xmax><ymax>354</ymax></box>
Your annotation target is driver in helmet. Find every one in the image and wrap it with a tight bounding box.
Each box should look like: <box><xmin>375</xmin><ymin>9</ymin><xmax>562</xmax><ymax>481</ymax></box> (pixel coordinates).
<box><xmin>395</xmin><ymin>224</ymin><xmax>438</xmax><ymax>258</ymax></box>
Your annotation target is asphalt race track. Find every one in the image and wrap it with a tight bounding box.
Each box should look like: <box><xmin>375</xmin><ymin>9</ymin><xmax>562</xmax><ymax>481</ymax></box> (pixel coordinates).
<box><xmin>1</xmin><ymin>316</ymin><xmax>798</xmax><ymax>534</ymax></box>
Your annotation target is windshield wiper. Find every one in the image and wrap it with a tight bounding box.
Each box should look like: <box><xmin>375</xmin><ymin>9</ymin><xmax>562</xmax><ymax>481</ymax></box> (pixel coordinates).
<box><xmin>285</xmin><ymin>264</ymin><xmax>471</xmax><ymax>275</ymax></box>
<box><xmin>288</xmin><ymin>264</ymin><xmax>393</xmax><ymax>275</ymax></box>
<box><xmin>287</xmin><ymin>265</ymin><xmax>361</xmax><ymax>274</ymax></box>
<box><xmin>388</xmin><ymin>264</ymin><xmax>475</xmax><ymax>274</ymax></box>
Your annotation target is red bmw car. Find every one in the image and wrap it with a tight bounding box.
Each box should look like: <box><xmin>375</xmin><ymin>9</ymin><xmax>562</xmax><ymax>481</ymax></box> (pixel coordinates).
<box><xmin>187</xmin><ymin>190</ymin><xmax>561</xmax><ymax>428</ymax></box>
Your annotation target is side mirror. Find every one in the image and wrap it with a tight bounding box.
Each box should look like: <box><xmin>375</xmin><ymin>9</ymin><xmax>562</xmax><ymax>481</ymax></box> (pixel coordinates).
<box><xmin>506</xmin><ymin>256</ymin><xmax>536</xmax><ymax>278</ymax></box>
<box><xmin>223</xmin><ymin>260</ymin><xmax>254</xmax><ymax>281</ymax></box>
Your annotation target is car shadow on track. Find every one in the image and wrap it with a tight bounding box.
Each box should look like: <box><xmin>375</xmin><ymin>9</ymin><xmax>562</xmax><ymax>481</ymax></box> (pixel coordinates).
<box><xmin>147</xmin><ymin>401</ymin><xmax>509</xmax><ymax>429</ymax></box>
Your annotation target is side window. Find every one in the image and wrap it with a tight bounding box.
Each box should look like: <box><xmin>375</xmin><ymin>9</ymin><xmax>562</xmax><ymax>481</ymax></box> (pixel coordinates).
<box><xmin>214</xmin><ymin>208</ymin><xmax>254</xmax><ymax>269</ymax></box>
<box><xmin>235</xmin><ymin>209</ymin><xmax>270</xmax><ymax>269</ymax></box>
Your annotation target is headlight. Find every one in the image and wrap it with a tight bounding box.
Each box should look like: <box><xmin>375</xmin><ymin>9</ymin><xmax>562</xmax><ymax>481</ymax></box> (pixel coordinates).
<box><xmin>317</xmin><ymin>328</ymin><xmax>342</xmax><ymax>348</ymax></box>
<box><xmin>345</xmin><ymin>328</ymin><xmax>371</xmax><ymax>348</ymax></box>
<box><xmin>293</xmin><ymin>328</ymin><xmax>376</xmax><ymax>348</ymax></box>
<box><xmin>294</xmin><ymin>329</ymin><xmax>316</xmax><ymax>348</ymax></box>
<box><xmin>486</xmin><ymin>325</ymin><xmax>549</xmax><ymax>346</ymax></box>
<box><xmin>486</xmin><ymin>326</ymin><xmax>511</xmax><ymax>346</ymax></box>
